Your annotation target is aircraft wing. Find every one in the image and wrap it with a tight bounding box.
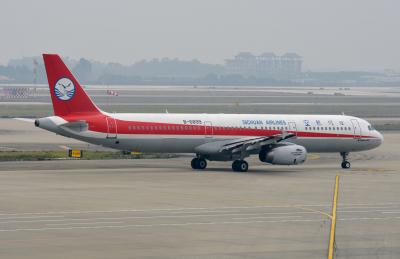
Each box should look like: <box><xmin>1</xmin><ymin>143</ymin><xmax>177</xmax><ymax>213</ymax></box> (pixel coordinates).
<box><xmin>195</xmin><ymin>132</ymin><xmax>296</xmax><ymax>156</ymax></box>
<box><xmin>219</xmin><ymin>132</ymin><xmax>296</xmax><ymax>153</ymax></box>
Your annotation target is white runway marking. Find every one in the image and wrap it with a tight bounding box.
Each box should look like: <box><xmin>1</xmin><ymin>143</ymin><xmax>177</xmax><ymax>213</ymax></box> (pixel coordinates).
<box><xmin>46</xmin><ymin>221</ymin><xmax>124</xmax><ymax>226</ymax></box>
<box><xmin>0</xmin><ymin>212</ymin><xmax>319</xmax><ymax>225</ymax></box>
<box><xmin>0</xmin><ymin>202</ymin><xmax>399</xmax><ymax>217</ymax></box>
<box><xmin>0</xmin><ymin>218</ymin><xmax>328</xmax><ymax>232</ymax></box>
<box><xmin>381</xmin><ymin>211</ymin><xmax>400</xmax><ymax>214</ymax></box>
<box><xmin>0</xmin><ymin>215</ymin><xmax>65</xmax><ymax>220</ymax></box>
<box><xmin>231</xmin><ymin>215</ymin><xmax>302</xmax><ymax>220</ymax></box>
<box><xmin>1</xmin><ymin>213</ymin><xmax>399</xmax><ymax>232</ymax></box>
<box><xmin>4</xmin><ymin>216</ymin><xmax>400</xmax><ymax>233</ymax></box>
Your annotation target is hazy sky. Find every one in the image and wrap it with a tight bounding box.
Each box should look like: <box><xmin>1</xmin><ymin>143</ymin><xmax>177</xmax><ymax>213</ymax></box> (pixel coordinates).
<box><xmin>1</xmin><ymin>0</ymin><xmax>399</xmax><ymax>71</ymax></box>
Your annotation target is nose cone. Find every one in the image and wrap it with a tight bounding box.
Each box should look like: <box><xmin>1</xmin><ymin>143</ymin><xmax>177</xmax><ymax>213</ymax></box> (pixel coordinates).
<box><xmin>375</xmin><ymin>131</ymin><xmax>384</xmax><ymax>147</ymax></box>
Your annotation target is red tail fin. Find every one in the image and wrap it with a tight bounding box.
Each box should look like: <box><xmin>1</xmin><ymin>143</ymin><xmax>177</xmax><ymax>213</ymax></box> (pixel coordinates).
<box><xmin>43</xmin><ymin>54</ymin><xmax>101</xmax><ymax>116</ymax></box>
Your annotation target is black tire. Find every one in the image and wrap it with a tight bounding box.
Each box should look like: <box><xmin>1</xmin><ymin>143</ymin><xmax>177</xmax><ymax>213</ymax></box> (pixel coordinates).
<box><xmin>197</xmin><ymin>158</ymin><xmax>207</xmax><ymax>170</ymax></box>
<box><xmin>341</xmin><ymin>161</ymin><xmax>351</xmax><ymax>169</ymax></box>
<box><xmin>238</xmin><ymin>160</ymin><xmax>249</xmax><ymax>172</ymax></box>
<box><xmin>232</xmin><ymin>160</ymin><xmax>239</xmax><ymax>171</ymax></box>
<box><xmin>232</xmin><ymin>160</ymin><xmax>248</xmax><ymax>172</ymax></box>
<box><xmin>191</xmin><ymin>158</ymin><xmax>199</xmax><ymax>169</ymax></box>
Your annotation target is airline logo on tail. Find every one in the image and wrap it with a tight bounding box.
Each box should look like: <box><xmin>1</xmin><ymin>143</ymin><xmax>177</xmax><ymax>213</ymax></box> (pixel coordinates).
<box><xmin>54</xmin><ymin>77</ymin><xmax>75</xmax><ymax>101</ymax></box>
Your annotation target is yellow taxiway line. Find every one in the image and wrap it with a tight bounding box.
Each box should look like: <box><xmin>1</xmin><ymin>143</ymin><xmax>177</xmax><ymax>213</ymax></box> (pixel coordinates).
<box><xmin>328</xmin><ymin>175</ymin><xmax>340</xmax><ymax>259</ymax></box>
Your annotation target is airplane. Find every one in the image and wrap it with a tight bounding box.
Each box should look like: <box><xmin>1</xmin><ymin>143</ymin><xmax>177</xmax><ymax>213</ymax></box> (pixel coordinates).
<box><xmin>35</xmin><ymin>54</ymin><xmax>383</xmax><ymax>172</ymax></box>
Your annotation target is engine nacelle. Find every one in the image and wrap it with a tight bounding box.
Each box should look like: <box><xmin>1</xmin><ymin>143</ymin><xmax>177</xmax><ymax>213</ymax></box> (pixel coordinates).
<box><xmin>259</xmin><ymin>144</ymin><xmax>307</xmax><ymax>165</ymax></box>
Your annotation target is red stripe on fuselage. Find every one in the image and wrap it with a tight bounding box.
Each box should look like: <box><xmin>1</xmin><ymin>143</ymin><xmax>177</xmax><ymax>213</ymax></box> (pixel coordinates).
<box><xmin>61</xmin><ymin>114</ymin><xmax>377</xmax><ymax>139</ymax></box>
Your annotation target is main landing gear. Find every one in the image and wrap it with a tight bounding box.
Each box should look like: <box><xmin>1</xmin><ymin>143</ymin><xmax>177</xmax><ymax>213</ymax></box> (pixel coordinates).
<box><xmin>190</xmin><ymin>157</ymin><xmax>249</xmax><ymax>172</ymax></box>
<box><xmin>232</xmin><ymin>160</ymin><xmax>249</xmax><ymax>172</ymax></box>
<box><xmin>340</xmin><ymin>152</ymin><xmax>351</xmax><ymax>169</ymax></box>
<box><xmin>191</xmin><ymin>157</ymin><xmax>207</xmax><ymax>170</ymax></box>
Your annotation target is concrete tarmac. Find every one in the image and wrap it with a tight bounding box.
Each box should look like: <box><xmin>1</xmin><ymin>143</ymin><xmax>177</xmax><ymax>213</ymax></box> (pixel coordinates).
<box><xmin>0</xmin><ymin>132</ymin><xmax>399</xmax><ymax>258</ymax></box>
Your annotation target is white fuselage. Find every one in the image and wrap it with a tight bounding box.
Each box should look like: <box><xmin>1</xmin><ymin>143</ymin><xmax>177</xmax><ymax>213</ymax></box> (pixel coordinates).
<box><xmin>38</xmin><ymin>113</ymin><xmax>383</xmax><ymax>156</ymax></box>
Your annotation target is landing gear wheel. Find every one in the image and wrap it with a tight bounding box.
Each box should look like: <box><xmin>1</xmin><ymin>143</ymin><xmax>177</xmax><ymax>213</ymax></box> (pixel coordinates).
<box><xmin>340</xmin><ymin>152</ymin><xmax>351</xmax><ymax>169</ymax></box>
<box><xmin>232</xmin><ymin>161</ymin><xmax>239</xmax><ymax>171</ymax></box>
<box><xmin>341</xmin><ymin>161</ymin><xmax>351</xmax><ymax>169</ymax></box>
<box><xmin>191</xmin><ymin>158</ymin><xmax>198</xmax><ymax>169</ymax></box>
<box><xmin>197</xmin><ymin>158</ymin><xmax>207</xmax><ymax>170</ymax></box>
<box><xmin>232</xmin><ymin>160</ymin><xmax>248</xmax><ymax>172</ymax></box>
<box><xmin>191</xmin><ymin>158</ymin><xmax>207</xmax><ymax>170</ymax></box>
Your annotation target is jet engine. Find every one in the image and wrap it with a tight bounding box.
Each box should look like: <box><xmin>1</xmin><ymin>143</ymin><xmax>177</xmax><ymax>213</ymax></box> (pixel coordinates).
<box><xmin>259</xmin><ymin>144</ymin><xmax>307</xmax><ymax>165</ymax></box>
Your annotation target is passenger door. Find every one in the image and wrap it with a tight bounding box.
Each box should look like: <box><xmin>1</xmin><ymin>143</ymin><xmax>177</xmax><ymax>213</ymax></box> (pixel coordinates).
<box><xmin>106</xmin><ymin>117</ymin><xmax>117</xmax><ymax>138</ymax></box>
<box><xmin>350</xmin><ymin>119</ymin><xmax>361</xmax><ymax>139</ymax></box>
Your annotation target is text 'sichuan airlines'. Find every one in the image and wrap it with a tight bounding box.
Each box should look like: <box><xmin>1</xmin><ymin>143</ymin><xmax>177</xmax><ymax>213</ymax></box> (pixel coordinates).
<box><xmin>35</xmin><ymin>54</ymin><xmax>383</xmax><ymax>172</ymax></box>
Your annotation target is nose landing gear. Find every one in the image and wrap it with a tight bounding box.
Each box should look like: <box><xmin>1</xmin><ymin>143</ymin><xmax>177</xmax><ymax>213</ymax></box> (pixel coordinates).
<box><xmin>340</xmin><ymin>152</ymin><xmax>351</xmax><ymax>169</ymax></box>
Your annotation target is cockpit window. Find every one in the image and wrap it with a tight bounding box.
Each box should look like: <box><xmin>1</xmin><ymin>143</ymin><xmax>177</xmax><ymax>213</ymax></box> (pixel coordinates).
<box><xmin>368</xmin><ymin>125</ymin><xmax>375</xmax><ymax>131</ymax></box>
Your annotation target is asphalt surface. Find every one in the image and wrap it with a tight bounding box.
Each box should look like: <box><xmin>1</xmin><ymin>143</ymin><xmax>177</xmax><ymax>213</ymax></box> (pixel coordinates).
<box><xmin>0</xmin><ymin>132</ymin><xmax>399</xmax><ymax>258</ymax></box>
